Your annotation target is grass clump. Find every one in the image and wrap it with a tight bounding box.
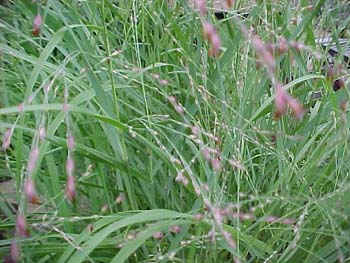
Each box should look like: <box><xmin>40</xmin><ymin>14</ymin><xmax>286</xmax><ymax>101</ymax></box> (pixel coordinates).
<box><xmin>0</xmin><ymin>0</ymin><xmax>349</xmax><ymax>262</ymax></box>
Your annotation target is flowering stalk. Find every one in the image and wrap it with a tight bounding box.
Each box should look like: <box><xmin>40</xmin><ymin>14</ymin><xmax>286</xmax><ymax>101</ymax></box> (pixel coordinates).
<box><xmin>1</xmin><ymin>128</ymin><xmax>12</xmax><ymax>151</ymax></box>
<box><xmin>32</xmin><ymin>14</ymin><xmax>42</xmax><ymax>36</ymax></box>
<box><xmin>64</xmin><ymin>86</ymin><xmax>77</xmax><ymax>202</ymax></box>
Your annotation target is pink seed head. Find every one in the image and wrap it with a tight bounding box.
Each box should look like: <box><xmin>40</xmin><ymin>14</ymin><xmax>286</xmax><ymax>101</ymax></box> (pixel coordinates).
<box><xmin>202</xmin><ymin>21</ymin><xmax>215</xmax><ymax>41</ymax></box>
<box><xmin>153</xmin><ymin>231</ymin><xmax>164</xmax><ymax>240</ymax></box>
<box><xmin>210</xmin><ymin>33</ymin><xmax>221</xmax><ymax>57</ymax></box>
<box><xmin>101</xmin><ymin>204</ymin><xmax>109</xmax><ymax>213</ymax></box>
<box><xmin>126</xmin><ymin>232</ymin><xmax>136</xmax><ymax>241</ymax></box>
<box><xmin>62</xmin><ymin>103</ymin><xmax>70</xmax><ymax>113</ymax></box>
<box><xmin>152</xmin><ymin>73</ymin><xmax>160</xmax><ymax>79</ymax></box>
<box><xmin>265</xmin><ymin>215</ymin><xmax>278</xmax><ymax>223</ymax></box>
<box><xmin>174</xmin><ymin>104</ymin><xmax>184</xmax><ymax>114</ymax></box>
<box><xmin>228</xmin><ymin>159</ymin><xmax>245</xmax><ymax>170</ymax></box>
<box><xmin>38</xmin><ymin>126</ymin><xmax>46</xmax><ymax>140</ymax></box>
<box><xmin>277</xmin><ymin>37</ymin><xmax>288</xmax><ymax>55</ymax></box>
<box><xmin>222</xmin><ymin>230</ymin><xmax>236</xmax><ymax>249</ymax></box>
<box><xmin>159</xmin><ymin>79</ymin><xmax>168</xmax><ymax>85</ymax></box>
<box><xmin>27</xmin><ymin>146</ymin><xmax>39</xmax><ymax>174</ymax></box>
<box><xmin>175</xmin><ymin>172</ymin><xmax>184</xmax><ymax>183</ymax></box>
<box><xmin>10</xmin><ymin>242</ymin><xmax>20</xmax><ymax>262</ymax></box>
<box><xmin>170</xmin><ymin>225</ymin><xmax>181</xmax><ymax>234</ymax></box>
<box><xmin>115</xmin><ymin>192</ymin><xmax>125</xmax><ymax>204</ymax></box>
<box><xmin>241</xmin><ymin>213</ymin><xmax>255</xmax><ymax>221</ymax></box>
<box><xmin>191</xmin><ymin>125</ymin><xmax>200</xmax><ymax>136</ymax></box>
<box><xmin>28</xmin><ymin>94</ymin><xmax>35</xmax><ymax>104</ymax></box>
<box><xmin>274</xmin><ymin>83</ymin><xmax>289</xmax><ymax>119</ymax></box>
<box><xmin>288</xmin><ymin>98</ymin><xmax>304</xmax><ymax>120</ymax></box>
<box><xmin>194</xmin><ymin>213</ymin><xmax>204</xmax><ymax>221</ymax></box>
<box><xmin>211</xmin><ymin>157</ymin><xmax>221</xmax><ymax>172</ymax></box>
<box><xmin>167</xmin><ymin>95</ymin><xmax>177</xmax><ymax>104</ymax></box>
<box><xmin>16</xmin><ymin>213</ymin><xmax>29</xmax><ymax>237</ymax></box>
<box><xmin>208</xmin><ymin>228</ymin><xmax>216</xmax><ymax>242</ymax></box>
<box><xmin>66</xmin><ymin>174</ymin><xmax>77</xmax><ymax>202</ymax></box>
<box><xmin>24</xmin><ymin>178</ymin><xmax>40</xmax><ymax>204</ymax></box>
<box><xmin>194</xmin><ymin>186</ymin><xmax>201</xmax><ymax>196</ymax></box>
<box><xmin>32</xmin><ymin>14</ymin><xmax>42</xmax><ymax>36</ymax></box>
<box><xmin>251</xmin><ymin>36</ymin><xmax>275</xmax><ymax>72</ymax></box>
<box><xmin>18</xmin><ymin>103</ymin><xmax>24</xmax><ymax>113</ymax></box>
<box><xmin>1</xmin><ymin>128</ymin><xmax>12</xmax><ymax>151</ymax></box>
<box><xmin>201</xmin><ymin>147</ymin><xmax>211</xmax><ymax>161</ymax></box>
<box><xmin>281</xmin><ymin>218</ymin><xmax>295</xmax><ymax>225</ymax></box>
<box><xmin>196</xmin><ymin>0</ymin><xmax>206</xmax><ymax>16</ymax></box>
<box><xmin>66</xmin><ymin>157</ymin><xmax>74</xmax><ymax>177</ymax></box>
<box><xmin>182</xmin><ymin>176</ymin><xmax>189</xmax><ymax>186</ymax></box>
<box><xmin>67</xmin><ymin>135</ymin><xmax>75</xmax><ymax>150</ymax></box>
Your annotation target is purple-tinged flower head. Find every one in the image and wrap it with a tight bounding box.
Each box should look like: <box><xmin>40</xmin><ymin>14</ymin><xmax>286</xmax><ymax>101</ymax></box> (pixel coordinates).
<box><xmin>175</xmin><ymin>172</ymin><xmax>184</xmax><ymax>183</ymax></box>
<box><xmin>101</xmin><ymin>204</ymin><xmax>109</xmax><ymax>213</ymax></box>
<box><xmin>196</xmin><ymin>0</ymin><xmax>206</xmax><ymax>16</ymax></box>
<box><xmin>115</xmin><ymin>192</ymin><xmax>125</xmax><ymax>204</ymax></box>
<box><xmin>182</xmin><ymin>176</ymin><xmax>189</xmax><ymax>186</ymax></box>
<box><xmin>159</xmin><ymin>79</ymin><xmax>168</xmax><ymax>85</ymax></box>
<box><xmin>194</xmin><ymin>213</ymin><xmax>204</xmax><ymax>221</ymax></box>
<box><xmin>153</xmin><ymin>231</ymin><xmax>164</xmax><ymax>240</ymax></box>
<box><xmin>288</xmin><ymin>97</ymin><xmax>304</xmax><ymax>120</ymax></box>
<box><xmin>16</xmin><ymin>213</ymin><xmax>29</xmax><ymax>237</ymax></box>
<box><xmin>126</xmin><ymin>232</ymin><xmax>137</xmax><ymax>241</ymax></box>
<box><xmin>289</xmin><ymin>40</ymin><xmax>304</xmax><ymax>52</ymax></box>
<box><xmin>174</xmin><ymin>104</ymin><xmax>185</xmax><ymax>114</ymax></box>
<box><xmin>38</xmin><ymin>126</ymin><xmax>46</xmax><ymax>140</ymax></box>
<box><xmin>18</xmin><ymin>103</ymin><xmax>24</xmax><ymax>113</ymax></box>
<box><xmin>274</xmin><ymin>83</ymin><xmax>289</xmax><ymax>119</ymax></box>
<box><xmin>32</xmin><ymin>14</ymin><xmax>42</xmax><ymax>36</ymax></box>
<box><xmin>281</xmin><ymin>218</ymin><xmax>295</xmax><ymax>225</ymax></box>
<box><xmin>222</xmin><ymin>230</ymin><xmax>236</xmax><ymax>249</ymax></box>
<box><xmin>208</xmin><ymin>228</ymin><xmax>216</xmax><ymax>243</ymax></box>
<box><xmin>209</xmin><ymin>33</ymin><xmax>221</xmax><ymax>57</ymax></box>
<box><xmin>251</xmin><ymin>35</ymin><xmax>275</xmax><ymax>73</ymax></box>
<box><xmin>169</xmin><ymin>225</ymin><xmax>181</xmax><ymax>234</ymax></box>
<box><xmin>211</xmin><ymin>157</ymin><xmax>221</xmax><ymax>172</ymax></box>
<box><xmin>265</xmin><ymin>215</ymin><xmax>278</xmax><ymax>223</ymax></box>
<box><xmin>167</xmin><ymin>95</ymin><xmax>177</xmax><ymax>104</ymax></box>
<box><xmin>28</xmin><ymin>94</ymin><xmax>35</xmax><ymax>104</ymax></box>
<box><xmin>66</xmin><ymin>174</ymin><xmax>76</xmax><ymax>202</ymax></box>
<box><xmin>67</xmin><ymin>135</ymin><xmax>75</xmax><ymax>151</ymax></box>
<box><xmin>66</xmin><ymin>157</ymin><xmax>74</xmax><ymax>177</ymax></box>
<box><xmin>277</xmin><ymin>37</ymin><xmax>288</xmax><ymax>55</ymax></box>
<box><xmin>1</xmin><ymin>128</ymin><xmax>12</xmax><ymax>151</ymax></box>
<box><xmin>194</xmin><ymin>185</ymin><xmax>201</xmax><ymax>196</ymax></box>
<box><xmin>202</xmin><ymin>21</ymin><xmax>215</xmax><ymax>41</ymax></box>
<box><xmin>201</xmin><ymin>147</ymin><xmax>211</xmax><ymax>161</ymax></box>
<box><xmin>27</xmin><ymin>146</ymin><xmax>39</xmax><ymax>175</ymax></box>
<box><xmin>62</xmin><ymin>103</ymin><xmax>70</xmax><ymax>113</ymax></box>
<box><xmin>191</xmin><ymin>125</ymin><xmax>200</xmax><ymax>136</ymax></box>
<box><xmin>10</xmin><ymin>242</ymin><xmax>20</xmax><ymax>262</ymax></box>
<box><xmin>228</xmin><ymin>159</ymin><xmax>245</xmax><ymax>171</ymax></box>
<box><xmin>24</xmin><ymin>178</ymin><xmax>40</xmax><ymax>204</ymax></box>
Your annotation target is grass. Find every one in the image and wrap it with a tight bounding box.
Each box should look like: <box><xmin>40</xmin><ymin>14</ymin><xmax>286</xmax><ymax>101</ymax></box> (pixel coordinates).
<box><xmin>0</xmin><ymin>0</ymin><xmax>349</xmax><ymax>262</ymax></box>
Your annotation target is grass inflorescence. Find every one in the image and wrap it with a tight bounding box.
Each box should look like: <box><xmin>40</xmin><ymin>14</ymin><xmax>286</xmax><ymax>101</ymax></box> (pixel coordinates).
<box><xmin>0</xmin><ymin>0</ymin><xmax>349</xmax><ymax>262</ymax></box>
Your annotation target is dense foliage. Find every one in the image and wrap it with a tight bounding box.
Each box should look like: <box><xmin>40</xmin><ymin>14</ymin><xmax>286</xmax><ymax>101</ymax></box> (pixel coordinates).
<box><xmin>0</xmin><ymin>0</ymin><xmax>349</xmax><ymax>262</ymax></box>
